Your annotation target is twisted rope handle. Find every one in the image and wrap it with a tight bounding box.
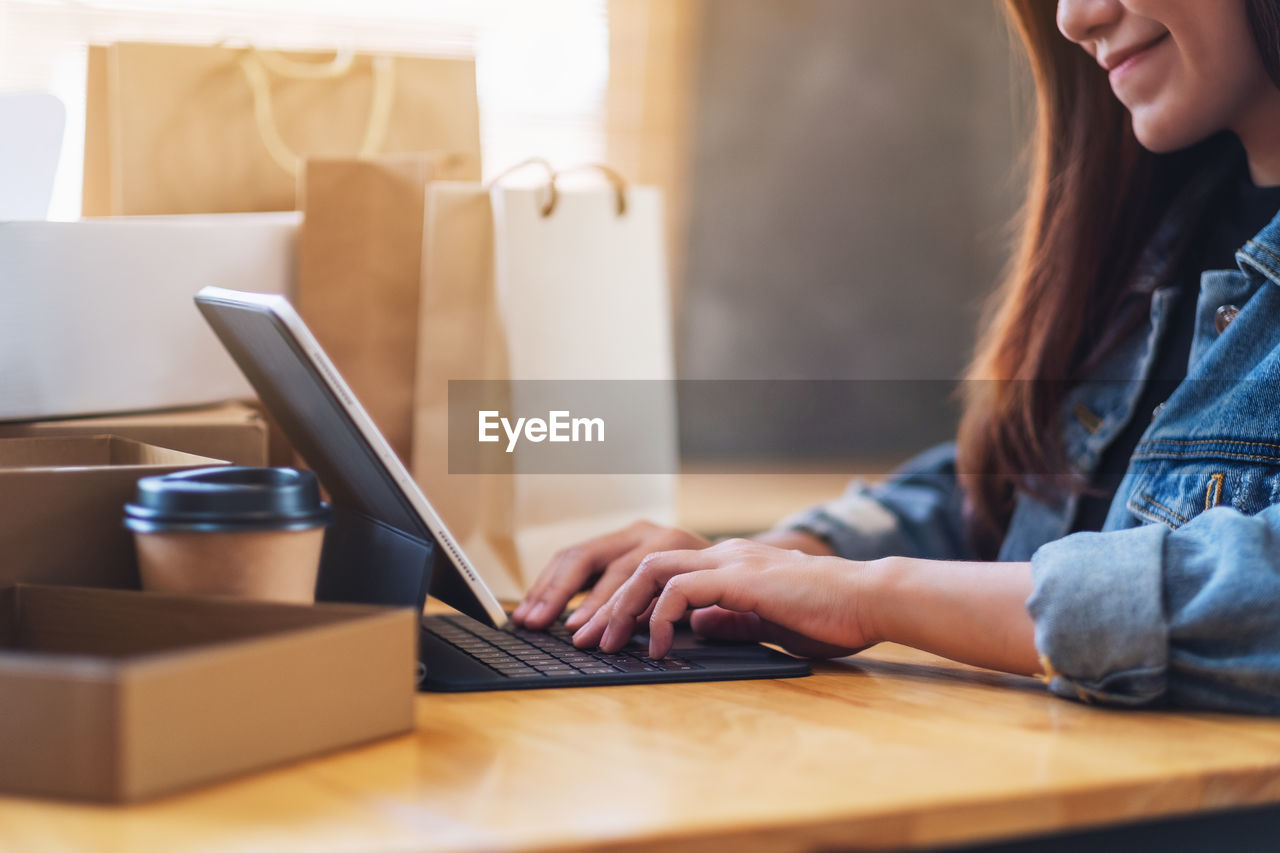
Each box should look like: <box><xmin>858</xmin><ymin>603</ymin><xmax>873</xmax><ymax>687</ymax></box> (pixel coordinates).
<box><xmin>541</xmin><ymin>163</ymin><xmax>628</xmax><ymax>218</ymax></box>
<box><xmin>237</xmin><ymin>48</ymin><xmax>396</xmax><ymax>177</ymax></box>
<box><xmin>252</xmin><ymin>48</ymin><xmax>356</xmax><ymax>79</ymax></box>
<box><xmin>485</xmin><ymin>159</ymin><xmax>630</xmax><ymax>218</ymax></box>
<box><xmin>484</xmin><ymin>157</ymin><xmax>557</xmax><ymax>212</ymax></box>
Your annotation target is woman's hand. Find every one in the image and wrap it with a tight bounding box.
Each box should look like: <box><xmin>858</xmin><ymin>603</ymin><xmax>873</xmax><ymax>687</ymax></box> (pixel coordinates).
<box><xmin>520</xmin><ymin>526</ymin><xmax>1041</xmax><ymax>676</ymax></box>
<box><xmin>569</xmin><ymin>538</ymin><xmax>881</xmax><ymax>660</ymax></box>
<box><xmin>511</xmin><ymin>521</ymin><xmax>713</xmax><ymax>630</ymax></box>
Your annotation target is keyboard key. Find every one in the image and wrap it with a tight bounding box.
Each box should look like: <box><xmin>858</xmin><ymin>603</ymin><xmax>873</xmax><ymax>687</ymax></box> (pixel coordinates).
<box><xmin>493</xmin><ymin>665</ymin><xmax>536</xmax><ymax>676</ymax></box>
<box><xmin>590</xmin><ymin>654</ymin><xmax>634</xmax><ymax>665</ymax></box>
<box><xmin>609</xmin><ymin>659</ymin><xmax>658</xmax><ymax>672</ymax></box>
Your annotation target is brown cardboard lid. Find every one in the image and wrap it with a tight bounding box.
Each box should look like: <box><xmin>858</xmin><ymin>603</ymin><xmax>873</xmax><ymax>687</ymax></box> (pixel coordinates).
<box><xmin>0</xmin><ymin>435</ymin><xmax>222</xmax><ymax>471</ymax></box>
<box><xmin>0</xmin><ymin>402</ymin><xmax>263</xmax><ymax>431</ymax></box>
<box><xmin>55</xmin><ymin>402</ymin><xmax>263</xmax><ymax>427</ymax></box>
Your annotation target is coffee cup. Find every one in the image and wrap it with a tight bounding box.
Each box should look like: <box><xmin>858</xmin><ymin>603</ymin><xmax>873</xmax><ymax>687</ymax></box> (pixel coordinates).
<box><xmin>125</xmin><ymin>467</ymin><xmax>330</xmax><ymax>603</ymax></box>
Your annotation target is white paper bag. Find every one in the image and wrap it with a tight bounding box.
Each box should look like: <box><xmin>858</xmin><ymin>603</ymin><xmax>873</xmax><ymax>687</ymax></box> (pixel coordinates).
<box><xmin>413</xmin><ymin>177</ymin><xmax>678</xmax><ymax>601</ymax></box>
<box><xmin>0</xmin><ymin>214</ymin><xmax>297</xmax><ymax>421</ymax></box>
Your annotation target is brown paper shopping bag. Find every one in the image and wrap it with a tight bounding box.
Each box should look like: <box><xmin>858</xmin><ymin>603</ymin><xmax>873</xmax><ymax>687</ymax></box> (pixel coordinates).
<box><xmin>295</xmin><ymin>155</ymin><xmax>442</xmax><ymax>464</ymax></box>
<box><xmin>83</xmin><ymin>42</ymin><xmax>481</xmax><ymax>215</ymax></box>
<box><xmin>413</xmin><ymin>167</ymin><xmax>679</xmax><ymax>601</ymax></box>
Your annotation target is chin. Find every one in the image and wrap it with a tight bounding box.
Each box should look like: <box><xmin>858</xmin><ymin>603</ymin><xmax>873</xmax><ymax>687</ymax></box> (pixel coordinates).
<box><xmin>1129</xmin><ymin>105</ymin><xmax>1221</xmax><ymax>154</ymax></box>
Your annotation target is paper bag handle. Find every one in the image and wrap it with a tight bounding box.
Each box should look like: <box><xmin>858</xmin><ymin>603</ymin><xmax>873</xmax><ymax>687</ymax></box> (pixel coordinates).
<box><xmin>485</xmin><ymin>157</ymin><xmax>557</xmax><ymax>214</ymax></box>
<box><xmin>542</xmin><ymin>164</ymin><xmax>628</xmax><ymax>218</ymax></box>
<box><xmin>485</xmin><ymin>159</ymin><xmax>630</xmax><ymax>218</ymax></box>
<box><xmin>237</xmin><ymin>48</ymin><xmax>396</xmax><ymax>177</ymax></box>
<box><xmin>252</xmin><ymin>49</ymin><xmax>358</xmax><ymax>80</ymax></box>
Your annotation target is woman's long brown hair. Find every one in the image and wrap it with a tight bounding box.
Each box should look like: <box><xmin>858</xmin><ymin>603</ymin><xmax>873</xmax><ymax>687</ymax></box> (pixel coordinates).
<box><xmin>956</xmin><ymin>0</ymin><xmax>1280</xmax><ymax>558</ymax></box>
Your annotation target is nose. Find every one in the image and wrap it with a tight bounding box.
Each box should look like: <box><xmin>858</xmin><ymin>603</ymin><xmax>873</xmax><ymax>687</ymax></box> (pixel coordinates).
<box><xmin>1057</xmin><ymin>0</ymin><xmax>1123</xmax><ymax>45</ymax></box>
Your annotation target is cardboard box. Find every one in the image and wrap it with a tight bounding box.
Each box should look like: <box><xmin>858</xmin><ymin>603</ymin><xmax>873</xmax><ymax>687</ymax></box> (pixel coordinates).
<box><xmin>0</xmin><ymin>584</ymin><xmax>416</xmax><ymax>802</ymax></box>
<box><xmin>0</xmin><ymin>402</ymin><xmax>269</xmax><ymax>466</ymax></box>
<box><xmin>0</xmin><ymin>213</ymin><xmax>298</xmax><ymax>422</ymax></box>
<box><xmin>0</xmin><ymin>436</ymin><xmax>226</xmax><ymax>590</ymax></box>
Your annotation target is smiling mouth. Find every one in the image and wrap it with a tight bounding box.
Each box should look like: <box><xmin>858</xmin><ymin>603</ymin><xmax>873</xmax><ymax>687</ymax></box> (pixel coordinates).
<box><xmin>1102</xmin><ymin>32</ymin><xmax>1170</xmax><ymax>76</ymax></box>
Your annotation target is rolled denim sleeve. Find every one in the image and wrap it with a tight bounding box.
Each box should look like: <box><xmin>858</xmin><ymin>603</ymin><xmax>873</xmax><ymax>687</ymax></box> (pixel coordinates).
<box><xmin>773</xmin><ymin>442</ymin><xmax>974</xmax><ymax>562</ymax></box>
<box><xmin>1029</xmin><ymin>503</ymin><xmax>1280</xmax><ymax>713</ymax></box>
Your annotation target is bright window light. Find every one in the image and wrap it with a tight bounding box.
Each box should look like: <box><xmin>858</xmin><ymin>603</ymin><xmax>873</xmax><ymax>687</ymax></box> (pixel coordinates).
<box><xmin>0</xmin><ymin>0</ymin><xmax>609</xmax><ymax>219</ymax></box>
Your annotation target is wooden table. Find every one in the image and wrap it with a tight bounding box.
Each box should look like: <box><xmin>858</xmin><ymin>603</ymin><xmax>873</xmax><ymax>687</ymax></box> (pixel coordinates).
<box><xmin>6</xmin><ymin>470</ymin><xmax>1280</xmax><ymax>851</ymax></box>
<box><xmin>4</xmin><ymin>641</ymin><xmax>1280</xmax><ymax>852</ymax></box>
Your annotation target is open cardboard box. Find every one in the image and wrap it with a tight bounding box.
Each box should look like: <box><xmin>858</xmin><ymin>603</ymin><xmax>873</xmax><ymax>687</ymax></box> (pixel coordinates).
<box><xmin>0</xmin><ymin>403</ymin><xmax>269</xmax><ymax>467</ymax></box>
<box><xmin>0</xmin><ymin>435</ymin><xmax>227</xmax><ymax>590</ymax></box>
<box><xmin>0</xmin><ymin>584</ymin><xmax>416</xmax><ymax>802</ymax></box>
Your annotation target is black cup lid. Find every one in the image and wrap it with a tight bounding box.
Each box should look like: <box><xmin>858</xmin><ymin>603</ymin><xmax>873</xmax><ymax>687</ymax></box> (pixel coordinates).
<box><xmin>125</xmin><ymin>467</ymin><xmax>330</xmax><ymax>533</ymax></box>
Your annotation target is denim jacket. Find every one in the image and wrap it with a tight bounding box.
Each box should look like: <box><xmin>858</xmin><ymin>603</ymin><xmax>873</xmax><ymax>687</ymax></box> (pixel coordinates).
<box><xmin>779</xmin><ymin>163</ymin><xmax>1280</xmax><ymax>714</ymax></box>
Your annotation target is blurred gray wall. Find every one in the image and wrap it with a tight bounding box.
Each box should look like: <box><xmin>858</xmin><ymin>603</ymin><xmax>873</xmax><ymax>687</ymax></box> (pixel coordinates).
<box><xmin>679</xmin><ymin>0</ymin><xmax>1023</xmax><ymax>462</ymax></box>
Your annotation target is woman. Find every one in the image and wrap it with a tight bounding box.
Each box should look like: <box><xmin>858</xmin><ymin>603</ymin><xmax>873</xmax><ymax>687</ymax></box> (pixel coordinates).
<box><xmin>513</xmin><ymin>0</ymin><xmax>1280</xmax><ymax>713</ymax></box>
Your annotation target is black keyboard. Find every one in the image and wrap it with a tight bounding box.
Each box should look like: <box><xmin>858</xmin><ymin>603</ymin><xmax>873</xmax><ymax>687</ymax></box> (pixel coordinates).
<box><xmin>423</xmin><ymin>613</ymin><xmax>702</xmax><ymax>681</ymax></box>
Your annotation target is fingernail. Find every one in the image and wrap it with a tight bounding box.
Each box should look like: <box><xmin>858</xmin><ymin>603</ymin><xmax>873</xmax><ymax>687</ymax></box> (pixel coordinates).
<box><xmin>564</xmin><ymin>610</ymin><xmax>585</xmax><ymax>630</ymax></box>
<box><xmin>528</xmin><ymin>602</ymin><xmax>548</xmax><ymax>623</ymax></box>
